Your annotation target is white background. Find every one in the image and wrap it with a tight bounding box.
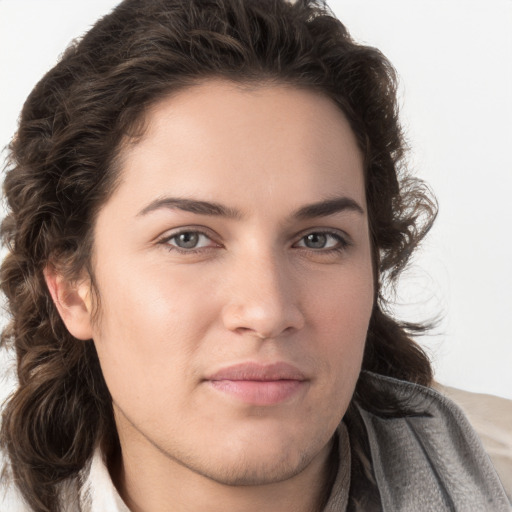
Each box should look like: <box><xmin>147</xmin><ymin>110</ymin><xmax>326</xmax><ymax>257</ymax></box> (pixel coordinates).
<box><xmin>0</xmin><ymin>0</ymin><xmax>511</xmax><ymax>400</ymax></box>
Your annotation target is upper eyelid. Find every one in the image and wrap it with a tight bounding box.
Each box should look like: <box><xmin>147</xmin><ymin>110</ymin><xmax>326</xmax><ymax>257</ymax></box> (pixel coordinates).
<box><xmin>293</xmin><ymin>232</ymin><xmax>349</xmax><ymax>250</ymax></box>
<box><xmin>158</xmin><ymin>226</ymin><xmax>218</xmax><ymax>242</ymax></box>
<box><xmin>158</xmin><ymin>229</ymin><xmax>221</xmax><ymax>253</ymax></box>
<box><xmin>293</xmin><ymin>227</ymin><xmax>351</xmax><ymax>244</ymax></box>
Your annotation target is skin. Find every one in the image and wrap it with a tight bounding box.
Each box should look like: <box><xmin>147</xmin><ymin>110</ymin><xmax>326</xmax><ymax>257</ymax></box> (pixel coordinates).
<box><xmin>48</xmin><ymin>80</ymin><xmax>374</xmax><ymax>512</ymax></box>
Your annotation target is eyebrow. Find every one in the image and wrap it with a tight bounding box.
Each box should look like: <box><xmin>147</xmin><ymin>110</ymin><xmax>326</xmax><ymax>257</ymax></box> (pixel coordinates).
<box><xmin>137</xmin><ymin>196</ymin><xmax>364</xmax><ymax>220</ymax></box>
<box><xmin>293</xmin><ymin>197</ymin><xmax>364</xmax><ymax>219</ymax></box>
<box><xmin>138</xmin><ymin>197</ymin><xmax>242</xmax><ymax>219</ymax></box>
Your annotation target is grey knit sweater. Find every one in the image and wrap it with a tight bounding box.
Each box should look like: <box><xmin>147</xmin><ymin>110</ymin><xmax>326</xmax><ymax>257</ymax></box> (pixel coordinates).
<box><xmin>343</xmin><ymin>372</ymin><xmax>511</xmax><ymax>511</ymax></box>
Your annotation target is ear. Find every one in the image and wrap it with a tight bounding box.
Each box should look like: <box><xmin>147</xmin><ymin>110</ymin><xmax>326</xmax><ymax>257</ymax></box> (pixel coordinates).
<box><xmin>44</xmin><ymin>265</ymin><xmax>94</xmax><ymax>340</ymax></box>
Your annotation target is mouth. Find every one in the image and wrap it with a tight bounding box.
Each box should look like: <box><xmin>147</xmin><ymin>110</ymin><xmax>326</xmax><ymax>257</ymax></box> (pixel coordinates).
<box><xmin>205</xmin><ymin>362</ymin><xmax>308</xmax><ymax>406</ymax></box>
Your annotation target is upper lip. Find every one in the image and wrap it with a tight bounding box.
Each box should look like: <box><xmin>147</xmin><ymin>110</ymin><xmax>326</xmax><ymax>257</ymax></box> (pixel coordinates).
<box><xmin>206</xmin><ymin>362</ymin><xmax>307</xmax><ymax>382</ymax></box>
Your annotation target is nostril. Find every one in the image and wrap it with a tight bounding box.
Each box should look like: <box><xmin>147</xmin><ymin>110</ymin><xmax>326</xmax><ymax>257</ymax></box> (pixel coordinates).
<box><xmin>235</xmin><ymin>327</ymin><xmax>269</xmax><ymax>340</ymax></box>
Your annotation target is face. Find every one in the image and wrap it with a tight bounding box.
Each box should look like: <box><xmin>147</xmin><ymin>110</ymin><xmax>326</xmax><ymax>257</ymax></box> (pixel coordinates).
<box><xmin>86</xmin><ymin>80</ymin><xmax>373</xmax><ymax>485</ymax></box>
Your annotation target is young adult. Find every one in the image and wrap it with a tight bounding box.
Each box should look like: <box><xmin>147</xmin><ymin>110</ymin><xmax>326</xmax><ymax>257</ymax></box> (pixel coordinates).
<box><xmin>1</xmin><ymin>0</ymin><xmax>509</xmax><ymax>511</ymax></box>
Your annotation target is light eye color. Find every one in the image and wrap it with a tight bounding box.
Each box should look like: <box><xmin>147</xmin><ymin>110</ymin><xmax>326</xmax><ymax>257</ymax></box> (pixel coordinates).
<box><xmin>160</xmin><ymin>229</ymin><xmax>348</xmax><ymax>254</ymax></box>
<box><xmin>295</xmin><ymin>232</ymin><xmax>346</xmax><ymax>250</ymax></box>
<box><xmin>166</xmin><ymin>231</ymin><xmax>213</xmax><ymax>250</ymax></box>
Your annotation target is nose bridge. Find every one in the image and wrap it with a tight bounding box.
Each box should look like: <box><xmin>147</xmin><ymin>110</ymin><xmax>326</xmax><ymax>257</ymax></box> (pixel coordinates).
<box><xmin>222</xmin><ymin>245</ymin><xmax>304</xmax><ymax>338</ymax></box>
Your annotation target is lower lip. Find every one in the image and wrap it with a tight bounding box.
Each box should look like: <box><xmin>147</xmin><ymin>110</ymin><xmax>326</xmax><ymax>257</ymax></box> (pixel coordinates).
<box><xmin>208</xmin><ymin>379</ymin><xmax>305</xmax><ymax>406</ymax></box>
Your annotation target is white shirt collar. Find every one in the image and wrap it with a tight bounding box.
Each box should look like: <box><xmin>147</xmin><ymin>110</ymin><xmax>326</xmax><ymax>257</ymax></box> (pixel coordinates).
<box><xmin>79</xmin><ymin>447</ymin><xmax>130</xmax><ymax>512</ymax></box>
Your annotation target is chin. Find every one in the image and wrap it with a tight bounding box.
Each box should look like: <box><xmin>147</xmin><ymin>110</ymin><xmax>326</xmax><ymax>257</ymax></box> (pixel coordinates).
<box><xmin>191</xmin><ymin>447</ymin><xmax>313</xmax><ymax>487</ymax></box>
<box><xmin>184</xmin><ymin>427</ymin><xmax>331</xmax><ymax>487</ymax></box>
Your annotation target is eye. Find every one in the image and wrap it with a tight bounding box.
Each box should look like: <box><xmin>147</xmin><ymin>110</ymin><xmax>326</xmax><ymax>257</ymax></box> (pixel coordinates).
<box><xmin>161</xmin><ymin>230</ymin><xmax>218</xmax><ymax>251</ymax></box>
<box><xmin>294</xmin><ymin>231</ymin><xmax>348</xmax><ymax>251</ymax></box>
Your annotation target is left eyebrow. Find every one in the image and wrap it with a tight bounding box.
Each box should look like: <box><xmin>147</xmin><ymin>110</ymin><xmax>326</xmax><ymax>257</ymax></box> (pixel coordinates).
<box><xmin>292</xmin><ymin>197</ymin><xmax>365</xmax><ymax>220</ymax></box>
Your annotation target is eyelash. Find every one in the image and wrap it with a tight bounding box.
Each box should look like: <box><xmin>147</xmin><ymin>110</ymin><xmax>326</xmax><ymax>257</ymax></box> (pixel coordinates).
<box><xmin>294</xmin><ymin>231</ymin><xmax>351</xmax><ymax>255</ymax></box>
<box><xmin>158</xmin><ymin>229</ymin><xmax>219</xmax><ymax>255</ymax></box>
<box><xmin>158</xmin><ymin>229</ymin><xmax>351</xmax><ymax>255</ymax></box>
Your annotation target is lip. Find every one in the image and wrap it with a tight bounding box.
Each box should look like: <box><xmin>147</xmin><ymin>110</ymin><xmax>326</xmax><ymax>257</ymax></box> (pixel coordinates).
<box><xmin>205</xmin><ymin>362</ymin><xmax>308</xmax><ymax>406</ymax></box>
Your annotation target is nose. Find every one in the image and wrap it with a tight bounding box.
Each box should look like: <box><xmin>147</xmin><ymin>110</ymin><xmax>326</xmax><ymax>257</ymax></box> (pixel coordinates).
<box><xmin>221</xmin><ymin>251</ymin><xmax>305</xmax><ymax>339</ymax></box>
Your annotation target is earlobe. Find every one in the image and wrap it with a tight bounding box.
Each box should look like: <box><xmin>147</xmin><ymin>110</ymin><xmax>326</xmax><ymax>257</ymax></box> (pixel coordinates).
<box><xmin>44</xmin><ymin>266</ymin><xmax>94</xmax><ymax>340</ymax></box>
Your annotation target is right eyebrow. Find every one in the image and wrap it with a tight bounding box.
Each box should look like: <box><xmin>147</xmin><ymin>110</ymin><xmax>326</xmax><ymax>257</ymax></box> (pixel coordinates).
<box><xmin>137</xmin><ymin>197</ymin><xmax>244</xmax><ymax>220</ymax></box>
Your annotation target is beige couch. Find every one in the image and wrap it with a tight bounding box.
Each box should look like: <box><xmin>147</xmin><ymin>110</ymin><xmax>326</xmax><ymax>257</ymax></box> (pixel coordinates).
<box><xmin>435</xmin><ymin>383</ymin><xmax>512</xmax><ymax>501</ymax></box>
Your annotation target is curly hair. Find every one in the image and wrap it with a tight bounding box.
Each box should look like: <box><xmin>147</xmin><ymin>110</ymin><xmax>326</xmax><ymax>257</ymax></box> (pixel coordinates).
<box><xmin>1</xmin><ymin>0</ymin><xmax>436</xmax><ymax>510</ymax></box>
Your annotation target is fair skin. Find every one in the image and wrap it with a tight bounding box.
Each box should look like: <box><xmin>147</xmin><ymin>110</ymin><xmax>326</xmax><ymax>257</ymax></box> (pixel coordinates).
<box><xmin>47</xmin><ymin>80</ymin><xmax>374</xmax><ymax>512</ymax></box>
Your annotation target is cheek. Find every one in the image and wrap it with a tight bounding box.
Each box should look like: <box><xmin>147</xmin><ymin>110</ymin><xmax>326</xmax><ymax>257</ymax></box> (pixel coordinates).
<box><xmin>311</xmin><ymin>258</ymin><xmax>374</xmax><ymax>337</ymax></box>
<box><xmin>93</xmin><ymin>254</ymin><xmax>217</xmax><ymax>338</ymax></box>
<box><xmin>89</xmin><ymin>262</ymin><xmax>219</xmax><ymax>410</ymax></box>
<box><xmin>309</xmin><ymin>263</ymin><xmax>373</xmax><ymax>384</ymax></box>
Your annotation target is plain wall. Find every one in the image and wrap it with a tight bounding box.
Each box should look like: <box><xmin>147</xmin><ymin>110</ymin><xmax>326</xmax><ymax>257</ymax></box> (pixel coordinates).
<box><xmin>330</xmin><ymin>0</ymin><xmax>512</xmax><ymax>400</ymax></box>
<box><xmin>1</xmin><ymin>0</ymin><xmax>511</xmax><ymax>400</ymax></box>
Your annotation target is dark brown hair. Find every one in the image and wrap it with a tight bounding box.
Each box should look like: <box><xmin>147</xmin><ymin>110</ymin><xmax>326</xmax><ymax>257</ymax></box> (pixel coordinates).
<box><xmin>1</xmin><ymin>0</ymin><xmax>436</xmax><ymax>510</ymax></box>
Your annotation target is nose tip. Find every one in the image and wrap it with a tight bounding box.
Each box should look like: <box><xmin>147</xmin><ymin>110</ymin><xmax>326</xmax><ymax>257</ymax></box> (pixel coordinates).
<box><xmin>222</xmin><ymin>301</ymin><xmax>305</xmax><ymax>339</ymax></box>
<box><xmin>221</xmin><ymin>262</ymin><xmax>305</xmax><ymax>339</ymax></box>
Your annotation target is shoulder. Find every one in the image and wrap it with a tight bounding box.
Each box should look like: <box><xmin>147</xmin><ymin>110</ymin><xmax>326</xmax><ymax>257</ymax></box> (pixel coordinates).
<box><xmin>0</xmin><ymin>466</ymin><xmax>30</xmax><ymax>512</ymax></box>
<box><xmin>1</xmin><ymin>450</ymin><xmax>29</xmax><ymax>511</ymax></box>
<box><xmin>356</xmin><ymin>372</ymin><xmax>512</xmax><ymax>512</ymax></box>
<box><xmin>0</xmin><ymin>490</ymin><xmax>29</xmax><ymax>512</ymax></box>
<box><xmin>0</xmin><ymin>449</ymin><xmax>120</xmax><ymax>512</ymax></box>
<box><xmin>0</xmin><ymin>466</ymin><xmax>84</xmax><ymax>512</ymax></box>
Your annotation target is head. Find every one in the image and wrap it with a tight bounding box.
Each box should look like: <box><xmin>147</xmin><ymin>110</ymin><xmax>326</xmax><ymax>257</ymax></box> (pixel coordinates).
<box><xmin>1</xmin><ymin>1</ymin><xmax>436</xmax><ymax>511</ymax></box>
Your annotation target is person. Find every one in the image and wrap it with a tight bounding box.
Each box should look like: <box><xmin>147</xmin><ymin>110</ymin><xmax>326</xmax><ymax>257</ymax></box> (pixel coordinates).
<box><xmin>0</xmin><ymin>0</ymin><xmax>509</xmax><ymax>511</ymax></box>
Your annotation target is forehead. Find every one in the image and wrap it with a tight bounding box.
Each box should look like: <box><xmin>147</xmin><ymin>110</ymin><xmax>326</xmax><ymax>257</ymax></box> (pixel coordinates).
<box><xmin>112</xmin><ymin>80</ymin><xmax>365</xmax><ymax>215</ymax></box>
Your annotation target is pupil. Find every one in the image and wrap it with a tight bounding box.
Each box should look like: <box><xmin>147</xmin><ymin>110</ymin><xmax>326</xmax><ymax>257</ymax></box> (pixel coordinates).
<box><xmin>177</xmin><ymin>232</ymin><xmax>199</xmax><ymax>248</ymax></box>
<box><xmin>306</xmin><ymin>233</ymin><xmax>327</xmax><ymax>249</ymax></box>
